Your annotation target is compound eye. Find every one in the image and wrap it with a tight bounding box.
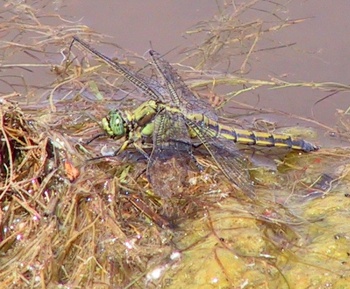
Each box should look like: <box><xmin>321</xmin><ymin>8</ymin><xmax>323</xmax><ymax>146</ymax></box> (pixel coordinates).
<box><xmin>102</xmin><ymin>110</ymin><xmax>125</xmax><ymax>138</ymax></box>
<box><xmin>109</xmin><ymin>111</ymin><xmax>125</xmax><ymax>137</ymax></box>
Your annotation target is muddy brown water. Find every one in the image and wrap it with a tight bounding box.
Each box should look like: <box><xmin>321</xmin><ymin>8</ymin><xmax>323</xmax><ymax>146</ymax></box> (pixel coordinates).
<box><xmin>61</xmin><ymin>0</ymin><xmax>350</xmax><ymax>127</ymax></box>
<box><xmin>2</xmin><ymin>0</ymin><xmax>349</xmax><ymax>146</ymax></box>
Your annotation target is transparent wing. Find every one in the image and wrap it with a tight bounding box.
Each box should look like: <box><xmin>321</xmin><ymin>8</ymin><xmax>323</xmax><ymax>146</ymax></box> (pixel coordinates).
<box><xmin>149</xmin><ymin>50</ymin><xmax>218</xmax><ymax>121</ymax></box>
<box><xmin>185</xmin><ymin>117</ymin><xmax>254</xmax><ymax>195</ymax></box>
<box><xmin>74</xmin><ymin>37</ymin><xmax>168</xmax><ymax>102</ymax></box>
<box><xmin>147</xmin><ymin>110</ymin><xmax>194</xmax><ymax>197</ymax></box>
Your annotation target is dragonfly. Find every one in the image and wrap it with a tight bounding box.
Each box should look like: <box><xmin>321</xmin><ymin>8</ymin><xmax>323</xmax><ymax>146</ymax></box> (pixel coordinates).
<box><xmin>73</xmin><ymin>37</ymin><xmax>319</xmax><ymax>196</ymax></box>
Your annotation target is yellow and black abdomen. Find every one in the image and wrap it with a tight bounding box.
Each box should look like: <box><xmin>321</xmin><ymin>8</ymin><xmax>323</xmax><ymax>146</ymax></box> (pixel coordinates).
<box><xmin>220</xmin><ymin>127</ymin><xmax>319</xmax><ymax>152</ymax></box>
<box><xmin>191</xmin><ymin>114</ymin><xmax>319</xmax><ymax>152</ymax></box>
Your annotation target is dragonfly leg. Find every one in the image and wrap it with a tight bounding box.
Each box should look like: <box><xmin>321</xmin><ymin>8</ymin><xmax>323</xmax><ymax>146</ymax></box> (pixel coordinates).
<box><xmin>85</xmin><ymin>133</ymin><xmax>107</xmax><ymax>145</ymax></box>
<box><xmin>134</xmin><ymin>143</ymin><xmax>151</xmax><ymax>161</ymax></box>
<box><xmin>182</xmin><ymin>145</ymin><xmax>203</xmax><ymax>172</ymax></box>
<box><xmin>114</xmin><ymin>140</ymin><xmax>131</xmax><ymax>156</ymax></box>
<box><xmin>168</xmin><ymin>137</ymin><xmax>203</xmax><ymax>172</ymax></box>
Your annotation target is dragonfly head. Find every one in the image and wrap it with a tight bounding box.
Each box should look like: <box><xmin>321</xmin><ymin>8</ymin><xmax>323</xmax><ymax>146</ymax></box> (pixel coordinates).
<box><xmin>102</xmin><ymin>110</ymin><xmax>126</xmax><ymax>139</ymax></box>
